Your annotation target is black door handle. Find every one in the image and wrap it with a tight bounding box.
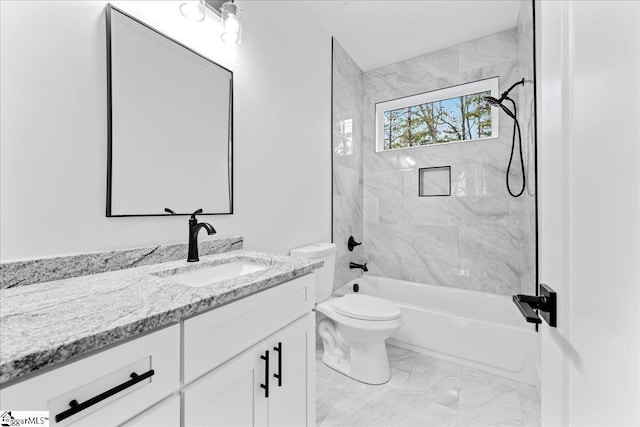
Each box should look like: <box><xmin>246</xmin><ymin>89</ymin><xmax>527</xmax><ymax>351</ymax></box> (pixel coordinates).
<box><xmin>513</xmin><ymin>283</ymin><xmax>557</xmax><ymax>327</ymax></box>
<box><xmin>260</xmin><ymin>350</ymin><xmax>269</xmax><ymax>398</ymax></box>
<box><xmin>273</xmin><ymin>342</ymin><xmax>282</xmax><ymax>387</ymax></box>
<box><xmin>55</xmin><ymin>369</ymin><xmax>155</xmax><ymax>423</ymax></box>
<box><xmin>513</xmin><ymin>295</ymin><xmax>542</xmax><ymax>324</ymax></box>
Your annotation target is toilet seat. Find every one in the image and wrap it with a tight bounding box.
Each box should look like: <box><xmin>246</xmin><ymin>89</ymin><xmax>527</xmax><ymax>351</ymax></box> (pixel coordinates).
<box><xmin>316</xmin><ymin>298</ymin><xmax>401</xmax><ymax>332</ymax></box>
<box><xmin>332</xmin><ymin>294</ymin><xmax>401</xmax><ymax>321</ymax></box>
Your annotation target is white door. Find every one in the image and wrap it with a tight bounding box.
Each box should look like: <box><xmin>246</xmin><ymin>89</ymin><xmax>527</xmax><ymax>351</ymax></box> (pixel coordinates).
<box><xmin>183</xmin><ymin>342</ymin><xmax>269</xmax><ymax>427</ymax></box>
<box><xmin>268</xmin><ymin>313</ymin><xmax>316</xmax><ymax>427</ymax></box>
<box><xmin>536</xmin><ymin>1</ymin><xmax>640</xmax><ymax>425</ymax></box>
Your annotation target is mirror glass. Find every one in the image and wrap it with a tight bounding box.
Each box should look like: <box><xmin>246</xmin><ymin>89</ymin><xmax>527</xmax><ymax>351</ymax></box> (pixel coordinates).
<box><xmin>106</xmin><ymin>5</ymin><xmax>232</xmax><ymax>217</ymax></box>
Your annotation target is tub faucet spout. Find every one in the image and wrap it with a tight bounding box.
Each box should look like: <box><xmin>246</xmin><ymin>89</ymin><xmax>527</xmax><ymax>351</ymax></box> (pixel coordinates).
<box><xmin>349</xmin><ymin>262</ymin><xmax>368</xmax><ymax>272</ymax></box>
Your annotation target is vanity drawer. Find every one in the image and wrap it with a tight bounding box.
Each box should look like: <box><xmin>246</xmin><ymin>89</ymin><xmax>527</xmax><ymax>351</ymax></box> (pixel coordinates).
<box><xmin>121</xmin><ymin>394</ymin><xmax>180</xmax><ymax>427</ymax></box>
<box><xmin>0</xmin><ymin>324</ymin><xmax>180</xmax><ymax>426</ymax></box>
<box><xmin>183</xmin><ymin>274</ymin><xmax>315</xmax><ymax>384</ymax></box>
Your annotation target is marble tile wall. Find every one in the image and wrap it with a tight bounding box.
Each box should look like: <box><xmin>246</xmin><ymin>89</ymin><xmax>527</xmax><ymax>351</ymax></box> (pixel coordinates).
<box><xmin>357</xmin><ymin>29</ymin><xmax>536</xmax><ymax>295</ymax></box>
<box><xmin>332</xmin><ymin>39</ymin><xmax>365</xmax><ymax>290</ymax></box>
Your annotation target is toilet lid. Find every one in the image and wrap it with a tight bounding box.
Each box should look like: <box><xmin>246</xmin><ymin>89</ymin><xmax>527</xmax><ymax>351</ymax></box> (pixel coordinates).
<box><xmin>332</xmin><ymin>294</ymin><xmax>401</xmax><ymax>321</ymax></box>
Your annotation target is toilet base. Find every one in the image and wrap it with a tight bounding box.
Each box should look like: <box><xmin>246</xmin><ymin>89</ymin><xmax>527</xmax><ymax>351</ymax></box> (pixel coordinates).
<box><xmin>321</xmin><ymin>341</ymin><xmax>391</xmax><ymax>385</ymax></box>
<box><xmin>317</xmin><ymin>316</ymin><xmax>393</xmax><ymax>385</ymax></box>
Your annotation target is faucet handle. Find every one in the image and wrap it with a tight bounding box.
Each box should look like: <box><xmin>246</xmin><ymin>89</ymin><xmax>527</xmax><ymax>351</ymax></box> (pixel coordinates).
<box><xmin>164</xmin><ymin>208</ymin><xmax>177</xmax><ymax>215</ymax></box>
<box><xmin>190</xmin><ymin>208</ymin><xmax>203</xmax><ymax>220</ymax></box>
<box><xmin>348</xmin><ymin>236</ymin><xmax>362</xmax><ymax>252</ymax></box>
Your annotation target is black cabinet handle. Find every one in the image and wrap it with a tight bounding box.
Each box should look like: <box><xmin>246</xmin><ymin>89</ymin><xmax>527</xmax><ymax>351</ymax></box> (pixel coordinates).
<box><xmin>260</xmin><ymin>350</ymin><xmax>269</xmax><ymax>398</ymax></box>
<box><xmin>55</xmin><ymin>369</ymin><xmax>155</xmax><ymax>423</ymax></box>
<box><xmin>273</xmin><ymin>342</ymin><xmax>282</xmax><ymax>387</ymax></box>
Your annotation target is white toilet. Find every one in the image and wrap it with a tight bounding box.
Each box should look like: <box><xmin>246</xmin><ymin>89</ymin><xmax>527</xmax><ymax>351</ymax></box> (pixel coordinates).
<box><xmin>290</xmin><ymin>242</ymin><xmax>401</xmax><ymax>385</ymax></box>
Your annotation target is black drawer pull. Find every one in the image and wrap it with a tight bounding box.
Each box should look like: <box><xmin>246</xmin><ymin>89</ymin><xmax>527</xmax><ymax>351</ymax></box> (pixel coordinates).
<box><xmin>55</xmin><ymin>369</ymin><xmax>155</xmax><ymax>423</ymax></box>
<box><xmin>273</xmin><ymin>342</ymin><xmax>282</xmax><ymax>387</ymax></box>
<box><xmin>260</xmin><ymin>350</ymin><xmax>269</xmax><ymax>398</ymax></box>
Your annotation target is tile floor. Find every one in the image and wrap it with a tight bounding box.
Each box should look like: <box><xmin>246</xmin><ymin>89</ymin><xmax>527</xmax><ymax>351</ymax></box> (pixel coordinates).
<box><xmin>316</xmin><ymin>345</ymin><xmax>540</xmax><ymax>427</ymax></box>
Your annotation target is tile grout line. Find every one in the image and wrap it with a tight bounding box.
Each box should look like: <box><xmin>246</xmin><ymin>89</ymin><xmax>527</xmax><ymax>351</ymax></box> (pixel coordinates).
<box><xmin>387</xmin><ymin>347</ymin><xmax>418</xmax><ymax>426</ymax></box>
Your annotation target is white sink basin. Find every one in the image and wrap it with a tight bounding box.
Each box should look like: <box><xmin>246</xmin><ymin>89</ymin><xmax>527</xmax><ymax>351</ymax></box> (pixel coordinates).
<box><xmin>166</xmin><ymin>261</ymin><xmax>268</xmax><ymax>287</ymax></box>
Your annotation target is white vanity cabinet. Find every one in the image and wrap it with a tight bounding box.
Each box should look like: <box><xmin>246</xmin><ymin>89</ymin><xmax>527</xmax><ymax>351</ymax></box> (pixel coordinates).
<box><xmin>0</xmin><ymin>273</ymin><xmax>316</xmax><ymax>427</ymax></box>
<box><xmin>182</xmin><ymin>313</ymin><xmax>315</xmax><ymax>427</ymax></box>
<box><xmin>266</xmin><ymin>314</ymin><xmax>315</xmax><ymax>427</ymax></box>
<box><xmin>182</xmin><ymin>275</ymin><xmax>315</xmax><ymax>385</ymax></box>
<box><xmin>183</xmin><ymin>341</ymin><xmax>269</xmax><ymax>427</ymax></box>
<box><xmin>0</xmin><ymin>324</ymin><xmax>181</xmax><ymax>427</ymax></box>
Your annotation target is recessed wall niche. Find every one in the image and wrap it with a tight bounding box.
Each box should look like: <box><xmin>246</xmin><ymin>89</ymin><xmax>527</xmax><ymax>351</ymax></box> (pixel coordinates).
<box><xmin>418</xmin><ymin>166</ymin><xmax>451</xmax><ymax>197</ymax></box>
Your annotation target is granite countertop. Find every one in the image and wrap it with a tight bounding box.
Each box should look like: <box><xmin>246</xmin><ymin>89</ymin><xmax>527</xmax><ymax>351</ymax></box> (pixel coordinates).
<box><xmin>0</xmin><ymin>250</ymin><xmax>322</xmax><ymax>385</ymax></box>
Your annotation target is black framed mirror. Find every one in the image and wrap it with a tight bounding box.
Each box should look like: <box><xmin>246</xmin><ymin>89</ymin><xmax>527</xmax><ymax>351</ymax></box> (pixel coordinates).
<box><xmin>106</xmin><ymin>5</ymin><xmax>233</xmax><ymax>217</ymax></box>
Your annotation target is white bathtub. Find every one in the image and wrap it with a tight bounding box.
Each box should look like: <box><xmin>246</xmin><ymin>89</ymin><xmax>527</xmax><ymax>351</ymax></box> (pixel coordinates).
<box><xmin>335</xmin><ymin>275</ymin><xmax>539</xmax><ymax>385</ymax></box>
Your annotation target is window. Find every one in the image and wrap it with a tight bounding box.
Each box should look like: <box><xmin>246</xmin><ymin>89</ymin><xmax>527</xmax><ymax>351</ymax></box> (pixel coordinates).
<box><xmin>375</xmin><ymin>78</ymin><xmax>499</xmax><ymax>152</ymax></box>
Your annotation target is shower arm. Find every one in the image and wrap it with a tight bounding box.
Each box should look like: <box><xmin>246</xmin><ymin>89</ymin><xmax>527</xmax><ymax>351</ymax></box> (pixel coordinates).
<box><xmin>498</xmin><ymin>78</ymin><xmax>525</xmax><ymax>102</ymax></box>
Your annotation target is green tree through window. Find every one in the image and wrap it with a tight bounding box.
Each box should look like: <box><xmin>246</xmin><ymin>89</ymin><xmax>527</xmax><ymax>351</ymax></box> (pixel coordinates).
<box><xmin>382</xmin><ymin>90</ymin><xmax>492</xmax><ymax>150</ymax></box>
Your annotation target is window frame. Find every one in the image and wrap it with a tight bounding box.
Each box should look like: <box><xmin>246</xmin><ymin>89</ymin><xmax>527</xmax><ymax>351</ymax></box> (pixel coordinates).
<box><xmin>374</xmin><ymin>77</ymin><xmax>500</xmax><ymax>152</ymax></box>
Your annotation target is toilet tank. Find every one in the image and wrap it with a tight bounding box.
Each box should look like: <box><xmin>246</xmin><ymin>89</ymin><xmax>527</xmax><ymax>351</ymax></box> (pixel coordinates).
<box><xmin>290</xmin><ymin>242</ymin><xmax>336</xmax><ymax>303</ymax></box>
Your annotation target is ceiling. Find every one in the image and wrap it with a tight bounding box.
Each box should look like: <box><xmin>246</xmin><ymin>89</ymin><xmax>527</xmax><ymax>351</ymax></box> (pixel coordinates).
<box><xmin>302</xmin><ymin>0</ymin><xmax>522</xmax><ymax>71</ymax></box>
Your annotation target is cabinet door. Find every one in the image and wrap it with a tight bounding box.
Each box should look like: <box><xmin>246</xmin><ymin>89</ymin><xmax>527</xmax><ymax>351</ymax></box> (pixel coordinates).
<box><xmin>183</xmin><ymin>341</ymin><xmax>269</xmax><ymax>427</ymax></box>
<box><xmin>268</xmin><ymin>313</ymin><xmax>315</xmax><ymax>427</ymax></box>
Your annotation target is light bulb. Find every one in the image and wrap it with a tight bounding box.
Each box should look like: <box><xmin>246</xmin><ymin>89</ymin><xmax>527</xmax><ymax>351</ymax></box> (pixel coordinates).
<box><xmin>225</xmin><ymin>15</ymin><xmax>240</xmax><ymax>33</ymax></box>
<box><xmin>221</xmin><ymin>1</ymin><xmax>242</xmax><ymax>45</ymax></box>
<box><xmin>221</xmin><ymin>32</ymin><xmax>238</xmax><ymax>45</ymax></box>
<box><xmin>180</xmin><ymin>0</ymin><xmax>205</xmax><ymax>22</ymax></box>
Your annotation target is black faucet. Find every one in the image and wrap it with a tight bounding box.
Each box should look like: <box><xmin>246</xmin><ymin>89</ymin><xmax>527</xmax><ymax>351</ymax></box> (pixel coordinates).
<box><xmin>349</xmin><ymin>262</ymin><xmax>368</xmax><ymax>272</ymax></box>
<box><xmin>348</xmin><ymin>236</ymin><xmax>362</xmax><ymax>252</ymax></box>
<box><xmin>187</xmin><ymin>209</ymin><xmax>216</xmax><ymax>262</ymax></box>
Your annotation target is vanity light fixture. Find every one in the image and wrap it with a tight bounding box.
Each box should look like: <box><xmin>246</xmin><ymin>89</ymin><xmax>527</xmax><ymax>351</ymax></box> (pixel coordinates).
<box><xmin>220</xmin><ymin>1</ymin><xmax>242</xmax><ymax>45</ymax></box>
<box><xmin>179</xmin><ymin>0</ymin><xmax>243</xmax><ymax>46</ymax></box>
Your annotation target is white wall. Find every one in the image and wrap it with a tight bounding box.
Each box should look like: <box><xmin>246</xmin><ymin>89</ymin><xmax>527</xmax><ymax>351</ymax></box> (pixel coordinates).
<box><xmin>0</xmin><ymin>0</ymin><xmax>332</xmax><ymax>261</ymax></box>
<box><xmin>566</xmin><ymin>1</ymin><xmax>639</xmax><ymax>424</ymax></box>
<box><xmin>537</xmin><ymin>1</ymin><xmax>640</xmax><ymax>425</ymax></box>
<box><xmin>536</xmin><ymin>2</ymin><xmax>572</xmax><ymax>423</ymax></box>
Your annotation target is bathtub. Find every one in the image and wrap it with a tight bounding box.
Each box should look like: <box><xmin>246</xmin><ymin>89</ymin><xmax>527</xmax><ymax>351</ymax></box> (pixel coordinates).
<box><xmin>334</xmin><ymin>275</ymin><xmax>539</xmax><ymax>385</ymax></box>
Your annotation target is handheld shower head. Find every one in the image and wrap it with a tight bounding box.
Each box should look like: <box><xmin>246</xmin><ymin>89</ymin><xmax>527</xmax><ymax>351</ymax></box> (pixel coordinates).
<box><xmin>485</xmin><ymin>95</ymin><xmax>516</xmax><ymax>120</ymax></box>
<box><xmin>483</xmin><ymin>95</ymin><xmax>502</xmax><ymax>107</ymax></box>
<box><xmin>484</xmin><ymin>78</ymin><xmax>526</xmax><ymax>111</ymax></box>
<box><xmin>483</xmin><ymin>78</ymin><xmax>527</xmax><ymax>198</ymax></box>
